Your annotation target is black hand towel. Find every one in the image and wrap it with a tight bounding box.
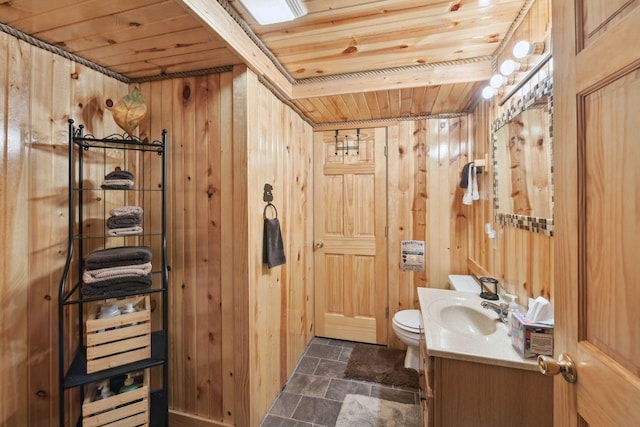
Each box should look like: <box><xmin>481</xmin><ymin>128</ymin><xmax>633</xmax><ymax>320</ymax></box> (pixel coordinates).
<box><xmin>460</xmin><ymin>162</ymin><xmax>473</xmax><ymax>188</ymax></box>
<box><xmin>263</xmin><ymin>217</ymin><xmax>286</xmax><ymax>269</ymax></box>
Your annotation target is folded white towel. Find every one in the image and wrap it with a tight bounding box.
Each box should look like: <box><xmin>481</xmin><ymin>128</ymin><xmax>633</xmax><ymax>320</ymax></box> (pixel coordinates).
<box><xmin>101</xmin><ymin>179</ymin><xmax>134</xmax><ymax>189</ymax></box>
<box><xmin>110</xmin><ymin>206</ymin><xmax>143</xmax><ymax>217</ymax></box>
<box><xmin>82</xmin><ymin>261</ymin><xmax>152</xmax><ymax>283</ymax></box>
<box><xmin>108</xmin><ymin>226</ymin><xmax>143</xmax><ymax>236</ymax></box>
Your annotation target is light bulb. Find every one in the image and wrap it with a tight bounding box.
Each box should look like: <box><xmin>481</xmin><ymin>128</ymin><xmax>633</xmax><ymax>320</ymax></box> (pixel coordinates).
<box><xmin>500</xmin><ymin>59</ymin><xmax>520</xmax><ymax>75</ymax></box>
<box><xmin>490</xmin><ymin>74</ymin><xmax>507</xmax><ymax>88</ymax></box>
<box><xmin>482</xmin><ymin>86</ymin><xmax>496</xmax><ymax>99</ymax></box>
<box><xmin>513</xmin><ymin>40</ymin><xmax>533</xmax><ymax>59</ymax></box>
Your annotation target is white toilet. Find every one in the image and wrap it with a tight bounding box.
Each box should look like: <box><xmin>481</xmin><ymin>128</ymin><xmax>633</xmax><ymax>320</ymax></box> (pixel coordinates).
<box><xmin>392</xmin><ymin>275</ymin><xmax>481</xmax><ymax>370</ymax></box>
<box><xmin>391</xmin><ymin>309</ymin><xmax>422</xmax><ymax>370</ymax></box>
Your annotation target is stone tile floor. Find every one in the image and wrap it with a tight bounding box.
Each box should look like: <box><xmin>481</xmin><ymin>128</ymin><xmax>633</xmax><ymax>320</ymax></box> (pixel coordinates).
<box><xmin>260</xmin><ymin>337</ymin><xmax>420</xmax><ymax>427</ymax></box>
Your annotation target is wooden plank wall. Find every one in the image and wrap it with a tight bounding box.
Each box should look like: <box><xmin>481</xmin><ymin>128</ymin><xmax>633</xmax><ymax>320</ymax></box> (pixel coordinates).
<box><xmin>386</xmin><ymin>117</ymin><xmax>470</xmax><ymax>347</ymax></box>
<box><xmin>144</xmin><ymin>65</ymin><xmax>313</xmax><ymax>426</ymax></box>
<box><xmin>467</xmin><ymin>0</ymin><xmax>554</xmax><ymax>305</ymax></box>
<box><xmin>0</xmin><ymin>32</ymin><xmax>313</xmax><ymax>427</ymax></box>
<box><xmin>136</xmin><ymin>73</ymin><xmax>235</xmax><ymax>425</ymax></box>
<box><xmin>0</xmin><ymin>31</ymin><xmax>129</xmax><ymax>426</ymax></box>
<box><xmin>242</xmin><ymin>67</ymin><xmax>314</xmax><ymax>424</ymax></box>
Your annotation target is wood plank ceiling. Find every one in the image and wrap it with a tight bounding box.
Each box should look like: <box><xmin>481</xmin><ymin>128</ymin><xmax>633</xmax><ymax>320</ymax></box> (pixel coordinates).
<box><xmin>0</xmin><ymin>0</ymin><xmax>529</xmax><ymax>124</ymax></box>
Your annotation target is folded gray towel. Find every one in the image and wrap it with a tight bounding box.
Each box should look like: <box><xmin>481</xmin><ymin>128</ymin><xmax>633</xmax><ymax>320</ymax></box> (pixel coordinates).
<box><xmin>263</xmin><ymin>217</ymin><xmax>286</xmax><ymax>268</ymax></box>
<box><xmin>85</xmin><ymin>246</ymin><xmax>152</xmax><ymax>270</ymax></box>
<box><xmin>105</xmin><ymin>169</ymin><xmax>134</xmax><ymax>180</ymax></box>
<box><xmin>107</xmin><ymin>213</ymin><xmax>142</xmax><ymax>229</ymax></box>
<box><xmin>81</xmin><ymin>274</ymin><xmax>153</xmax><ymax>296</ymax></box>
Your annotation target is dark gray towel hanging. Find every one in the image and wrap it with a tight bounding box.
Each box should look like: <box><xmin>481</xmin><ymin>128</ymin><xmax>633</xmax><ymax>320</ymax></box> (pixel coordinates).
<box><xmin>263</xmin><ymin>203</ymin><xmax>286</xmax><ymax>268</ymax></box>
<box><xmin>460</xmin><ymin>162</ymin><xmax>473</xmax><ymax>188</ymax></box>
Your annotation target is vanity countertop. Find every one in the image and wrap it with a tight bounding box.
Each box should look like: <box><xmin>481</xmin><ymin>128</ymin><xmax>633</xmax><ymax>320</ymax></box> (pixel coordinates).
<box><xmin>417</xmin><ymin>287</ymin><xmax>540</xmax><ymax>372</ymax></box>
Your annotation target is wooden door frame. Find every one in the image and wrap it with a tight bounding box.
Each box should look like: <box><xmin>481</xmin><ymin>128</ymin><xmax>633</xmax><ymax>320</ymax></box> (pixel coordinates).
<box><xmin>552</xmin><ymin>0</ymin><xmax>579</xmax><ymax>424</ymax></box>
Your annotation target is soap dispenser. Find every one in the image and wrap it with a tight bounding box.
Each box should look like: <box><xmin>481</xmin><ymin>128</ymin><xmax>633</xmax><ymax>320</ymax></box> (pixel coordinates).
<box><xmin>94</xmin><ymin>379</ymin><xmax>114</xmax><ymax>401</ymax></box>
<box><xmin>504</xmin><ymin>294</ymin><xmax>520</xmax><ymax>336</ymax></box>
<box><xmin>121</xmin><ymin>302</ymin><xmax>135</xmax><ymax>315</ymax></box>
<box><xmin>119</xmin><ymin>374</ymin><xmax>139</xmax><ymax>394</ymax></box>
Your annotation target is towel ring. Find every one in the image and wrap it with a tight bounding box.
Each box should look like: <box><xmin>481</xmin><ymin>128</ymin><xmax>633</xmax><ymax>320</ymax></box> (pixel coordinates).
<box><xmin>264</xmin><ymin>203</ymin><xmax>278</xmax><ymax>219</ymax></box>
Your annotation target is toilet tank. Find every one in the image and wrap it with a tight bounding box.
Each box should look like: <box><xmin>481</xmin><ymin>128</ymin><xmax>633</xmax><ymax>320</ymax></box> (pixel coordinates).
<box><xmin>448</xmin><ymin>274</ymin><xmax>481</xmax><ymax>293</ymax></box>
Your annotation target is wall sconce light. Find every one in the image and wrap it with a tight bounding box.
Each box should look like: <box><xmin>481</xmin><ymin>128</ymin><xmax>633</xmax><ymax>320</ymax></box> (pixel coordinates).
<box><xmin>482</xmin><ymin>86</ymin><xmax>498</xmax><ymax>99</ymax></box>
<box><xmin>512</xmin><ymin>40</ymin><xmax>545</xmax><ymax>59</ymax></box>
<box><xmin>490</xmin><ymin>74</ymin><xmax>508</xmax><ymax>88</ymax></box>
<box><xmin>237</xmin><ymin>0</ymin><xmax>307</xmax><ymax>25</ymax></box>
<box><xmin>499</xmin><ymin>59</ymin><xmax>523</xmax><ymax>76</ymax></box>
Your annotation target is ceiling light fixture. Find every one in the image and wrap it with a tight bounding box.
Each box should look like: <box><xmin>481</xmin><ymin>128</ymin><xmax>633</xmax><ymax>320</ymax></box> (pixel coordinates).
<box><xmin>512</xmin><ymin>40</ymin><xmax>545</xmax><ymax>59</ymax></box>
<box><xmin>237</xmin><ymin>0</ymin><xmax>307</xmax><ymax>25</ymax></box>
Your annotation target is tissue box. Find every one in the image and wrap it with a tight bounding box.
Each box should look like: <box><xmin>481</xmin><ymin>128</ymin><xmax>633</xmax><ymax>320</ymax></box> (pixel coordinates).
<box><xmin>511</xmin><ymin>312</ymin><xmax>554</xmax><ymax>359</ymax></box>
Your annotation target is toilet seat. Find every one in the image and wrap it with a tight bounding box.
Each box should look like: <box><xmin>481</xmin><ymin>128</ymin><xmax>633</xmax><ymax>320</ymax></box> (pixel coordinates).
<box><xmin>393</xmin><ymin>309</ymin><xmax>422</xmax><ymax>333</ymax></box>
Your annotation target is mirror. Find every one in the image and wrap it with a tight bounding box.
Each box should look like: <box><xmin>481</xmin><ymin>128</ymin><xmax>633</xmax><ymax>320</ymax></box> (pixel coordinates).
<box><xmin>492</xmin><ymin>74</ymin><xmax>553</xmax><ymax>235</ymax></box>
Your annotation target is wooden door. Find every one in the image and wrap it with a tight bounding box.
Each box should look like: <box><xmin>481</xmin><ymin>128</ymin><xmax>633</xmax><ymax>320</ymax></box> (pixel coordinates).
<box><xmin>553</xmin><ymin>2</ymin><xmax>640</xmax><ymax>425</ymax></box>
<box><xmin>313</xmin><ymin>127</ymin><xmax>387</xmax><ymax>344</ymax></box>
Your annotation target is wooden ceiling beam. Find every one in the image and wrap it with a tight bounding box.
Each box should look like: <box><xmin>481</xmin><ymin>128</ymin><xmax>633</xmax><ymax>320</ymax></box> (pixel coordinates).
<box><xmin>177</xmin><ymin>0</ymin><xmax>293</xmax><ymax>98</ymax></box>
<box><xmin>291</xmin><ymin>58</ymin><xmax>493</xmax><ymax>99</ymax></box>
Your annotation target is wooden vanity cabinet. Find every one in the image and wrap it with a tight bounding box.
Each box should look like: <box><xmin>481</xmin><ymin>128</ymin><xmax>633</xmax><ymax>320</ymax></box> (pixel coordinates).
<box><xmin>418</xmin><ymin>331</ymin><xmax>434</xmax><ymax>427</ymax></box>
<box><xmin>419</xmin><ymin>336</ymin><xmax>553</xmax><ymax>427</ymax></box>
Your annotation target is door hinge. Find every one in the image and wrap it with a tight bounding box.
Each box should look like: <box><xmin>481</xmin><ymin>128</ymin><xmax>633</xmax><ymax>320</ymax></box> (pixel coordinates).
<box><xmin>384</xmin><ymin>145</ymin><xmax>388</xmax><ymax>157</ymax></box>
<box><xmin>386</xmin><ymin>306</ymin><xmax>389</xmax><ymax>318</ymax></box>
<box><xmin>385</xmin><ymin>226</ymin><xmax>388</xmax><ymax>237</ymax></box>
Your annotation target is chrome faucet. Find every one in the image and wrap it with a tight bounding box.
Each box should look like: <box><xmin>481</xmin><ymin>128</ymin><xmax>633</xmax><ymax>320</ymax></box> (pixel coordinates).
<box><xmin>481</xmin><ymin>301</ymin><xmax>509</xmax><ymax>323</ymax></box>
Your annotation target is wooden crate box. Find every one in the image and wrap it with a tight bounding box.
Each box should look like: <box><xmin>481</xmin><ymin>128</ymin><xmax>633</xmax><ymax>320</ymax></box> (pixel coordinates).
<box><xmin>82</xmin><ymin>369</ymin><xmax>149</xmax><ymax>427</ymax></box>
<box><xmin>85</xmin><ymin>295</ymin><xmax>151</xmax><ymax>373</ymax></box>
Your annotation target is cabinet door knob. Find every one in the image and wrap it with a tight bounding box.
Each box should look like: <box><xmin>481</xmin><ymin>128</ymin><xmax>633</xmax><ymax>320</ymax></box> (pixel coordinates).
<box><xmin>314</xmin><ymin>241</ymin><xmax>324</xmax><ymax>249</ymax></box>
<box><xmin>537</xmin><ymin>353</ymin><xmax>577</xmax><ymax>383</ymax></box>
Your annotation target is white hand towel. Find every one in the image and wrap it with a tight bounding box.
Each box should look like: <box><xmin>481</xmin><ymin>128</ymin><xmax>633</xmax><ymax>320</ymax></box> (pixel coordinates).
<box><xmin>472</xmin><ymin>165</ymin><xmax>480</xmax><ymax>201</ymax></box>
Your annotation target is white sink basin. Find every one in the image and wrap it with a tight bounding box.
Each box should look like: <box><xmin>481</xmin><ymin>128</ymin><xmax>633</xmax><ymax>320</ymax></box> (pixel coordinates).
<box><xmin>418</xmin><ymin>288</ymin><xmax>539</xmax><ymax>371</ymax></box>
<box><xmin>427</xmin><ymin>295</ymin><xmax>499</xmax><ymax>336</ymax></box>
<box><xmin>437</xmin><ymin>305</ymin><xmax>498</xmax><ymax>336</ymax></box>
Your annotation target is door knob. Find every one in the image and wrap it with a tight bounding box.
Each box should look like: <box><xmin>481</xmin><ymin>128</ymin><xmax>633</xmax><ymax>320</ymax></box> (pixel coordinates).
<box><xmin>314</xmin><ymin>241</ymin><xmax>324</xmax><ymax>249</ymax></box>
<box><xmin>537</xmin><ymin>353</ymin><xmax>577</xmax><ymax>383</ymax></box>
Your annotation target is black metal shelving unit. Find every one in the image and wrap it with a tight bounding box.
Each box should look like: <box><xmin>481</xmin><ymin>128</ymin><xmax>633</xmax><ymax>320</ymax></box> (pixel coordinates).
<box><xmin>58</xmin><ymin>119</ymin><xmax>169</xmax><ymax>426</ymax></box>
